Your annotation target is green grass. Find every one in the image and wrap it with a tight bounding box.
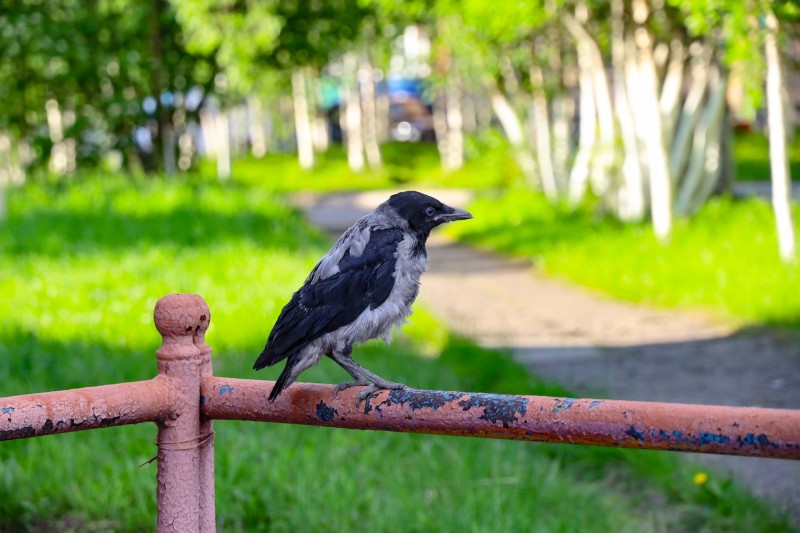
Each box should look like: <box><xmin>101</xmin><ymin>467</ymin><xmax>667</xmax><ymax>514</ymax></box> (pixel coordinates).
<box><xmin>449</xmin><ymin>187</ymin><xmax>800</xmax><ymax>330</ymax></box>
<box><xmin>733</xmin><ymin>130</ymin><xmax>800</xmax><ymax>181</ymax></box>
<box><xmin>0</xmin><ymin>175</ymin><xmax>793</xmax><ymax>531</ymax></box>
<box><xmin>198</xmin><ymin>134</ymin><xmax>520</xmax><ymax>192</ymax></box>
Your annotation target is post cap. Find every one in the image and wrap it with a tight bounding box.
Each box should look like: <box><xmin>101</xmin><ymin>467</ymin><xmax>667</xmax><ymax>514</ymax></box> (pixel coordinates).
<box><xmin>154</xmin><ymin>293</ymin><xmax>211</xmax><ymax>341</ymax></box>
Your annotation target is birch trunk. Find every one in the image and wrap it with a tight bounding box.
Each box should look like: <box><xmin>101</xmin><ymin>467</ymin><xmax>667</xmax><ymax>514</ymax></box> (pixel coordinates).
<box><xmin>530</xmin><ymin>66</ymin><xmax>559</xmax><ymax>198</ymax></box>
<box><xmin>611</xmin><ymin>0</ymin><xmax>645</xmax><ymax>221</ymax></box>
<box><xmin>568</xmin><ymin>44</ymin><xmax>598</xmax><ymax>204</ymax></box>
<box><xmin>199</xmin><ymin>108</ymin><xmax>218</xmax><ymax>158</ymax></box>
<box><xmin>551</xmin><ymin>95</ymin><xmax>572</xmax><ymax>192</ymax></box>
<box><xmin>563</xmin><ymin>12</ymin><xmax>615</xmax><ymax>196</ymax></box>
<box><xmin>292</xmin><ymin>68</ymin><xmax>315</xmax><ymax>170</ymax></box>
<box><xmin>342</xmin><ymin>55</ymin><xmax>364</xmax><ymax>172</ymax></box>
<box><xmin>432</xmin><ymin>92</ymin><xmax>449</xmax><ymax>168</ymax></box>
<box><xmin>633</xmin><ymin>24</ymin><xmax>673</xmax><ymax>241</ymax></box>
<box><xmin>445</xmin><ymin>81</ymin><xmax>464</xmax><ymax>171</ymax></box>
<box><xmin>675</xmin><ymin>66</ymin><xmax>727</xmax><ymax>215</ymax></box>
<box><xmin>215</xmin><ymin>110</ymin><xmax>231</xmax><ymax>181</ymax></box>
<box><xmin>765</xmin><ymin>11</ymin><xmax>797</xmax><ymax>262</ymax></box>
<box><xmin>247</xmin><ymin>97</ymin><xmax>267</xmax><ymax>157</ymax></box>
<box><xmin>46</xmin><ymin>99</ymin><xmax>67</xmax><ymax>175</ymax></box>
<box><xmin>489</xmin><ymin>86</ymin><xmax>540</xmax><ymax>190</ymax></box>
<box><xmin>669</xmin><ymin>43</ymin><xmax>712</xmax><ymax>182</ymax></box>
<box><xmin>659</xmin><ymin>40</ymin><xmax>685</xmax><ymax>141</ymax></box>
<box><xmin>359</xmin><ymin>61</ymin><xmax>382</xmax><ymax>169</ymax></box>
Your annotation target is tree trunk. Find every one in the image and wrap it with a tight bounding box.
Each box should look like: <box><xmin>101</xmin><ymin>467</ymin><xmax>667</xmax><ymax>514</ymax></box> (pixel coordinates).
<box><xmin>632</xmin><ymin>23</ymin><xmax>673</xmax><ymax>241</ymax></box>
<box><xmin>669</xmin><ymin>43</ymin><xmax>712</xmax><ymax>182</ymax></box>
<box><xmin>675</xmin><ymin>65</ymin><xmax>727</xmax><ymax>215</ymax></box>
<box><xmin>215</xmin><ymin>110</ymin><xmax>231</xmax><ymax>181</ymax></box>
<box><xmin>529</xmin><ymin>66</ymin><xmax>559</xmax><ymax>198</ymax></box>
<box><xmin>292</xmin><ymin>68</ymin><xmax>315</xmax><ymax>170</ymax></box>
<box><xmin>765</xmin><ymin>11</ymin><xmax>797</xmax><ymax>262</ymax></box>
<box><xmin>432</xmin><ymin>91</ymin><xmax>450</xmax><ymax>167</ymax></box>
<box><xmin>563</xmin><ymin>12</ymin><xmax>615</xmax><ymax>196</ymax></box>
<box><xmin>659</xmin><ymin>40</ymin><xmax>685</xmax><ymax>141</ymax></box>
<box><xmin>45</xmin><ymin>99</ymin><xmax>67</xmax><ymax>175</ymax></box>
<box><xmin>358</xmin><ymin>61</ymin><xmax>382</xmax><ymax>169</ymax></box>
<box><xmin>444</xmin><ymin>80</ymin><xmax>464</xmax><ymax>171</ymax></box>
<box><xmin>611</xmin><ymin>0</ymin><xmax>645</xmax><ymax>221</ymax></box>
<box><xmin>149</xmin><ymin>0</ymin><xmax>169</xmax><ymax>173</ymax></box>
<box><xmin>342</xmin><ymin>55</ymin><xmax>365</xmax><ymax>172</ymax></box>
<box><xmin>247</xmin><ymin>97</ymin><xmax>268</xmax><ymax>158</ymax></box>
<box><xmin>489</xmin><ymin>86</ymin><xmax>540</xmax><ymax>191</ymax></box>
<box><xmin>567</xmin><ymin>43</ymin><xmax>598</xmax><ymax>205</ymax></box>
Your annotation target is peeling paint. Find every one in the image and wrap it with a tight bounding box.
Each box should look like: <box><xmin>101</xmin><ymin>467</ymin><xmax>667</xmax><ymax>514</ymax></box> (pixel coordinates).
<box><xmin>458</xmin><ymin>393</ymin><xmax>528</xmax><ymax>429</ymax></box>
<box><xmin>315</xmin><ymin>401</ymin><xmax>337</xmax><ymax>422</ymax></box>
<box><xmin>626</xmin><ymin>425</ymin><xmax>646</xmax><ymax>441</ymax></box>
<box><xmin>1</xmin><ymin>407</ymin><xmax>14</xmax><ymax>414</ymax></box>
<box><xmin>552</xmin><ymin>398</ymin><xmax>576</xmax><ymax>414</ymax></box>
<box><xmin>371</xmin><ymin>389</ymin><xmax>464</xmax><ymax>416</ymax></box>
<box><xmin>219</xmin><ymin>385</ymin><xmax>234</xmax><ymax>395</ymax></box>
<box><xmin>589</xmin><ymin>401</ymin><xmax>603</xmax><ymax>409</ymax></box>
<box><xmin>737</xmin><ymin>433</ymin><xmax>778</xmax><ymax>449</ymax></box>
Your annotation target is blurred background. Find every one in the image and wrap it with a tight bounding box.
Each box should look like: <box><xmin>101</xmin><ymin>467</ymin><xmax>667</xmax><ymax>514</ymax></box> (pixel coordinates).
<box><xmin>1</xmin><ymin>0</ymin><xmax>799</xmax><ymax>531</ymax></box>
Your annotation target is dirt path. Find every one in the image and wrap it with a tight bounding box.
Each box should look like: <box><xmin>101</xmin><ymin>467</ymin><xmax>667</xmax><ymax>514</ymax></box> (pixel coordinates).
<box><xmin>294</xmin><ymin>189</ymin><xmax>800</xmax><ymax>521</ymax></box>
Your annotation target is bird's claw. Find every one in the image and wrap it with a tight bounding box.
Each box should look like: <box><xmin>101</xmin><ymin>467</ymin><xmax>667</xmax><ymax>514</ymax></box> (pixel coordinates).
<box><xmin>354</xmin><ymin>381</ymin><xmax>408</xmax><ymax>406</ymax></box>
<box><xmin>333</xmin><ymin>380</ymin><xmax>371</xmax><ymax>398</ymax></box>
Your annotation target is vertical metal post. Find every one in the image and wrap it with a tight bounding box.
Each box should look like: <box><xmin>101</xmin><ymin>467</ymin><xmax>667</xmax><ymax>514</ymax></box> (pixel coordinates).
<box><xmin>153</xmin><ymin>294</ymin><xmax>207</xmax><ymax>532</ymax></box>
<box><xmin>192</xmin><ymin>294</ymin><xmax>216</xmax><ymax>533</ymax></box>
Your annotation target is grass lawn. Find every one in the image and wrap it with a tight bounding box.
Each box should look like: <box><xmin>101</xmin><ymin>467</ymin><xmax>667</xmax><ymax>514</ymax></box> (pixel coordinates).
<box><xmin>0</xmin><ymin>174</ymin><xmax>792</xmax><ymax>531</ymax></box>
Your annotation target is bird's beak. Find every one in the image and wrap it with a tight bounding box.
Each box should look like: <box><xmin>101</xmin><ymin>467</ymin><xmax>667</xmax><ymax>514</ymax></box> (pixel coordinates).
<box><xmin>435</xmin><ymin>207</ymin><xmax>473</xmax><ymax>223</ymax></box>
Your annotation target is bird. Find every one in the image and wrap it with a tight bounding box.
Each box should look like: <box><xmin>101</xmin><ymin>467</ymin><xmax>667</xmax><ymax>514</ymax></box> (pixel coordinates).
<box><xmin>254</xmin><ymin>191</ymin><xmax>473</xmax><ymax>403</ymax></box>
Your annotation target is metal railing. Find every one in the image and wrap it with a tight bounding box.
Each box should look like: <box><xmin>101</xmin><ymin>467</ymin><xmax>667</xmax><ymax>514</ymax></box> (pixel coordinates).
<box><xmin>2</xmin><ymin>293</ymin><xmax>799</xmax><ymax>532</ymax></box>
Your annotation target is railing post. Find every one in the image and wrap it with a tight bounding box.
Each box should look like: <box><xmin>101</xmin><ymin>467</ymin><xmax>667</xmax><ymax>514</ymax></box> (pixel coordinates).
<box><xmin>192</xmin><ymin>294</ymin><xmax>216</xmax><ymax>533</ymax></box>
<box><xmin>153</xmin><ymin>294</ymin><xmax>210</xmax><ymax>532</ymax></box>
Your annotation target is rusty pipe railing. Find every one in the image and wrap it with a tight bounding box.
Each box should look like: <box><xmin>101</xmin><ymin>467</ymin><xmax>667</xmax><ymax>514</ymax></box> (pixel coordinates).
<box><xmin>2</xmin><ymin>293</ymin><xmax>800</xmax><ymax>533</ymax></box>
<box><xmin>0</xmin><ymin>378</ymin><xmax>177</xmax><ymax>441</ymax></box>
<box><xmin>201</xmin><ymin>377</ymin><xmax>800</xmax><ymax>460</ymax></box>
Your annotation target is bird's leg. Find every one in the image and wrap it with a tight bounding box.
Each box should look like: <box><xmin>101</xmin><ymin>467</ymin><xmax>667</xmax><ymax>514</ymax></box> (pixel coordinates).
<box><xmin>328</xmin><ymin>348</ymin><xmax>407</xmax><ymax>403</ymax></box>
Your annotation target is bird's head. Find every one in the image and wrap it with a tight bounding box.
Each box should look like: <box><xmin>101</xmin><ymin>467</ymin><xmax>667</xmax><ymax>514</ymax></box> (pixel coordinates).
<box><xmin>386</xmin><ymin>191</ymin><xmax>473</xmax><ymax>236</ymax></box>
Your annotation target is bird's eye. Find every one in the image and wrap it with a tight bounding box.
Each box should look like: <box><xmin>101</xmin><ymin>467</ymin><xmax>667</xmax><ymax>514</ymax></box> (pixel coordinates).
<box><xmin>425</xmin><ymin>207</ymin><xmax>436</xmax><ymax>217</ymax></box>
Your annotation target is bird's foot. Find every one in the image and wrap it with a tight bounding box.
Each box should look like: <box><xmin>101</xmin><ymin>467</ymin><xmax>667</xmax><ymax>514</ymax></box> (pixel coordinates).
<box><xmin>354</xmin><ymin>380</ymin><xmax>407</xmax><ymax>406</ymax></box>
<box><xmin>333</xmin><ymin>380</ymin><xmax>371</xmax><ymax>397</ymax></box>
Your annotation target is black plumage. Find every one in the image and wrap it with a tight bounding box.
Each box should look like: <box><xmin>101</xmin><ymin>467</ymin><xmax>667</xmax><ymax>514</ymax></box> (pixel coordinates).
<box><xmin>254</xmin><ymin>191</ymin><xmax>472</xmax><ymax>402</ymax></box>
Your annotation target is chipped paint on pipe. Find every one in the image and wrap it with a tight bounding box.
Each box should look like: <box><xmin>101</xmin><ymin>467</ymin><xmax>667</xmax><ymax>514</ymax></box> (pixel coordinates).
<box><xmin>0</xmin><ymin>377</ymin><xmax>177</xmax><ymax>441</ymax></box>
<box><xmin>201</xmin><ymin>377</ymin><xmax>800</xmax><ymax>460</ymax></box>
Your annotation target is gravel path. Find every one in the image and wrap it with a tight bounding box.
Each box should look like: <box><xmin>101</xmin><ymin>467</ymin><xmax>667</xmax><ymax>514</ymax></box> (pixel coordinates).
<box><xmin>295</xmin><ymin>189</ymin><xmax>800</xmax><ymax>521</ymax></box>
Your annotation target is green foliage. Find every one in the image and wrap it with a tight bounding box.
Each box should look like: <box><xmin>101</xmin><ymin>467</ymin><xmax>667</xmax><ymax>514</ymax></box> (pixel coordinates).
<box><xmin>450</xmin><ymin>188</ymin><xmax>800</xmax><ymax>331</ymax></box>
<box><xmin>0</xmin><ymin>174</ymin><xmax>791</xmax><ymax>531</ymax></box>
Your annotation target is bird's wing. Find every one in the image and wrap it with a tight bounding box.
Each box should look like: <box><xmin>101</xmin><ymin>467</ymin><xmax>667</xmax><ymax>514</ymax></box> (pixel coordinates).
<box><xmin>254</xmin><ymin>227</ymin><xmax>405</xmax><ymax>369</ymax></box>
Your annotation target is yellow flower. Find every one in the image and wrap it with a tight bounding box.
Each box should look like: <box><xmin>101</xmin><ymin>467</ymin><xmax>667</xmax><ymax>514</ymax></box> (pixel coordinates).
<box><xmin>693</xmin><ymin>472</ymin><xmax>709</xmax><ymax>486</ymax></box>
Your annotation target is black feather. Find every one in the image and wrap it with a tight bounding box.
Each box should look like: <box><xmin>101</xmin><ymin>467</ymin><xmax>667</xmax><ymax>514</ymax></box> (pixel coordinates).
<box><xmin>253</xmin><ymin>228</ymin><xmax>404</xmax><ymax>371</ymax></box>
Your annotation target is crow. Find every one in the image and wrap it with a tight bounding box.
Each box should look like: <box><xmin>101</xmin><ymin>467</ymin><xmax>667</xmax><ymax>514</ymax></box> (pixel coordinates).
<box><xmin>254</xmin><ymin>191</ymin><xmax>472</xmax><ymax>403</ymax></box>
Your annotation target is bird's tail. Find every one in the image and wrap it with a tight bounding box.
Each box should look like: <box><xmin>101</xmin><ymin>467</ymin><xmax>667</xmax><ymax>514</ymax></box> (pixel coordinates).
<box><xmin>253</xmin><ymin>344</ymin><xmax>280</xmax><ymax>371</ymax></box>
<box><xmin>268</xmin><ymin>358</ymin><xmax>299</xmax><ymax>402</ymax></box>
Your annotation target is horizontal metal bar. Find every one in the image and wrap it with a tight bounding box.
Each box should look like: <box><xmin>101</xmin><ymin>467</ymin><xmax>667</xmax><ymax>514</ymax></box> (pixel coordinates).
<box><xmin>0</xmin><ymin>377</ymin><xmax>178</xmax><ymax>441</ymax></box>
<box><xmin>201</xmin><ymin>377</ymin><xmax>800</xmax><ymax>460</ymax></box>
